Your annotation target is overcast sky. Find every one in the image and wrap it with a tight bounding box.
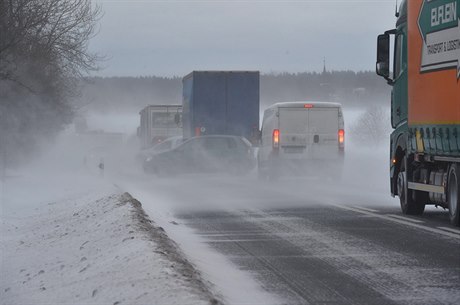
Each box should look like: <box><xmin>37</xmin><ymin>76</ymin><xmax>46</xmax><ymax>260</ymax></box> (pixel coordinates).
<box><xmin>89</xmin><ymin>0</ymin><xmax>397</xmax><ymax>77</ymax></box>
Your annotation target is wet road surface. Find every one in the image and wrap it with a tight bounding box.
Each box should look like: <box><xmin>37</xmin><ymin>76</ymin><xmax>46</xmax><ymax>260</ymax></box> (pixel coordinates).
<box><xmin>177</xmin><ymin>205</ymin><xmax>460</xmax><ymax>305</ymax></box>
<box><xmin>123</xmin><ymin>173</ymin><xmax>460</xmax><ymax>305</ymax></box>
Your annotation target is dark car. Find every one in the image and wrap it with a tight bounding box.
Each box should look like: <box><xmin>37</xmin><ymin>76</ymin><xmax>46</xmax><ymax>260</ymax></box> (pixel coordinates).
<box><xmin>143</xmin><ymin>135</ymin><xmax>255</xmax><ymax>176</ymax></box>
<box><xmin>138</xmin><ymin>136</ymin><xmax>184</xmax><ymax>164</ymax></box>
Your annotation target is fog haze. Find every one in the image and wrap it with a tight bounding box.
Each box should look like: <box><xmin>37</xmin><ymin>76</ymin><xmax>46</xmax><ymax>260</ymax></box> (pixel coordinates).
<box><xmin>3</xmin><ymin>1</ymin><xmax>460</xmax><ymax>303</ymax></box>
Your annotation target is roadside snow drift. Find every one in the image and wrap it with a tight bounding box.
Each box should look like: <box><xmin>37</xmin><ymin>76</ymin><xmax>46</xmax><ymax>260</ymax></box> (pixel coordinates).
<box><xmin>1</xmin><ymin>182</ymin><xmax>220</xmax><ymax>305</ymax></box>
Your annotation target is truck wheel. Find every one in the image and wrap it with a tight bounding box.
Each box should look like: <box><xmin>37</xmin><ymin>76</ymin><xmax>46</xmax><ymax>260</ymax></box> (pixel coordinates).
<box><xmin>447</xmin><ymin>164</ymin><xmax>460</xmax><ymax>226</ymax></box>
<box><xmin>397</xmin><ymin>155</ymin><xmax>425</xmax><ymax>215</ymax></box>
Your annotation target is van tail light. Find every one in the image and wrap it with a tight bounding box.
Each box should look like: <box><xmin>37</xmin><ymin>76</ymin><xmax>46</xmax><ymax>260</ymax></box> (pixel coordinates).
<box><xmin>273</xmin><ymin>129</ymin><xmax>280</xmax><ymax>149</ymax></box>
<box><xmin>338</xmin><ymin>129</ymin><xmax>345</xmax><ymax>149</ymax></box>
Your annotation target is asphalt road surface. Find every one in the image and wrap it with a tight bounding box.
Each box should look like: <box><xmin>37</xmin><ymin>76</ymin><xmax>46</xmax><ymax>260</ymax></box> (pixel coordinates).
<box><xmin>129</xmin><ymin>174</ymin><xmax>460</xmax><ymax>305</ymax></box>
<box><xmin>178</xmin><ymin>205</ymin><xmax>460</xmax><ymax>305</ymax></box>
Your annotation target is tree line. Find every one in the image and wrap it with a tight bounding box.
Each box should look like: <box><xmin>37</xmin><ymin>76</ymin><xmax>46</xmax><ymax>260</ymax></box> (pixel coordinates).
<box><xmin>79</xmin><ymin>71</ymin><xmax>390</xmax><ymax>114</ymax></box>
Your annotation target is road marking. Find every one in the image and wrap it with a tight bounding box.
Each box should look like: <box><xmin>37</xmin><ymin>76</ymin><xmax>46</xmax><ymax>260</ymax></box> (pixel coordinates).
<box><xmin>333</xmin><ymin>204</ymin><xmax>460</xmax><ymax>240</ymax></box>
<box><xmin>351</xmin><ymin>206</ymin><xmax>380</xmax><ymax>213</ymax></box>
<box><xmin>387</xmin><ymin>214</ymin><xmax>424</xmax><ymax>223</ymax></box>
<box><xmin>437</xmin><ymin>227</ymin><xmax>460</xmax><ymax>235</ymax></box>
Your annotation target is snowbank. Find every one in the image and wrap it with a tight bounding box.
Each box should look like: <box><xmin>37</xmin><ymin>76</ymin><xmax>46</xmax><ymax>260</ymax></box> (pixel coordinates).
<box><xmin>1</xmin><ymin>172</ymin><xmax>220</xmax><ymax>305</ymax></box>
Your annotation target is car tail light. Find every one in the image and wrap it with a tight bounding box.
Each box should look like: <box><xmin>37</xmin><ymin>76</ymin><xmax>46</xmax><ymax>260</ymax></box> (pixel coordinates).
<box><xmin>195</xmin><ymin>127</ymin><xmax>201</xmax><ymax>137</ymax></box>
<box><xmin>273</xmin><ymin>129</ymin><xmax>280</xmax><ymax>149</ymax></box>
<box><xmin>338</xmin><ymin>129</ymin><xmax>345</xmax><ymax>148</ymax></box>
<box><xmin>304</xmin><ymin>104</ymin><xmax>313</xmax><ymax>108</ymax></box>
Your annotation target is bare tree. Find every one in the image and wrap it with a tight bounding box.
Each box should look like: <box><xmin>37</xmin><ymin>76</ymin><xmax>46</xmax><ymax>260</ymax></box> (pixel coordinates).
<box><xmin>349</xmin><ymin>105</ymin><xmax>391</xmax><ymax>146</ymax></box>
<box><xmin>0</xmin><ymin>0</ymin><xmax>102</xmax><ymax>165</ymax></box>
<box><xmin>0</xmin><ymin>0</ymin><xmax>101</xmax><ymax>89</ymax></box>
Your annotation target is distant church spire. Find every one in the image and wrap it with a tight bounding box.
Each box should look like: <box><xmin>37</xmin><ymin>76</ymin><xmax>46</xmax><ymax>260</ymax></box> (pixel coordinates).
<box><xmin>322</xmin><ymin>57</ymin><xmax>327</xmax><ymax>74</ymax></box>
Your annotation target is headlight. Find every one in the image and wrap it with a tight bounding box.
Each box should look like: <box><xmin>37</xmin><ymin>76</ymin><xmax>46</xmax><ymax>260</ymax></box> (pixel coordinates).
<box><xmin>146</xmin><ymin>157</ymin><xmax>152</xmax><ymax>162</ymax></box>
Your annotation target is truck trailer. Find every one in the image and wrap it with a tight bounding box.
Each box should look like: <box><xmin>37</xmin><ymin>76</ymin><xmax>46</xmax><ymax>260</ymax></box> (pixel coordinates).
<box><xmin>376</xmin><ymin>0</ymin><xmax>460</xmax><ymax>225</ymax></box>
<box><xmin>138</xmin><ymin>105</ymin><xmax>182</xmax><ymax>149</ymax></box>
<box><xmin>182</xmin><ymin>71</ymin><xmax>260</xmax><ymax>143</ymax></box>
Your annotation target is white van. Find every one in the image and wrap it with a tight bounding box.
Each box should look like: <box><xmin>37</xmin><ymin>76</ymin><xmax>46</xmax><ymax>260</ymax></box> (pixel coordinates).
<box><xmin>258</xmin><ymin>101</ymin><xmax>344</xmax><ymax>179</ymax></box>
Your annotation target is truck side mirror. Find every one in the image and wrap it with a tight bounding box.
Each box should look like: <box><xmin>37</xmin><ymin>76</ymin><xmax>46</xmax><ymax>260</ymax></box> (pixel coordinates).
<box><xmin>376</xmin><ymin>34</ymin><xmax>390</xmax><ymax>80</ymax></box>
<box><xmin>174</xmin><ymin>113</ymin><xmax>181</xmax><ymax>125</ymax></box>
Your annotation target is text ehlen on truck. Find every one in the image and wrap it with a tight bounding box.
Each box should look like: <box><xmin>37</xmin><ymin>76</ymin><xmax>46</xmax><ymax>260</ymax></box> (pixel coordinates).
<box><xmin>376</xmin><ymin>0</ymin><xmax>460</xmax><ymax>226</ymax></box>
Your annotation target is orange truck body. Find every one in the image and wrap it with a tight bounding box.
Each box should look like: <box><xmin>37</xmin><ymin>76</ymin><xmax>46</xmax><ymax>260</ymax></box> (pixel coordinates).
<box><xmin>408</xmin><ymin>0</ymin><xmax>460</xmax><ymax>126</ymax></box>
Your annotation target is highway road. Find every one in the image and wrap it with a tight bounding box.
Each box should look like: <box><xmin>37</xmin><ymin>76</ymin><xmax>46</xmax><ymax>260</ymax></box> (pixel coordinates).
<box><xmin>178</xmin><ymin>205</ymin><xmax>459</xmax><ymax>305</ymax></box>
<box><xmin>123</xmin><ymin>173</ymin><xmax>460</xmax><ymax>305</ymax></box>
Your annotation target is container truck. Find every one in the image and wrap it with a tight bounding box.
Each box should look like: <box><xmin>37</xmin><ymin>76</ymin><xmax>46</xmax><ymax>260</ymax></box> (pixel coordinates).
<box><xmin>376</xmin><ymin>0</ymin><xmax>460</xmax><ymax>226</ymax></box>
<box><xmin>138</xmin><ymin>105</ymin><xmax>182</xmax><ymax>149</ymax></box>
<box><xmin>182</xmin><ymin>71</ymin><xmax>260</xmax><ymax>143</ymax></box>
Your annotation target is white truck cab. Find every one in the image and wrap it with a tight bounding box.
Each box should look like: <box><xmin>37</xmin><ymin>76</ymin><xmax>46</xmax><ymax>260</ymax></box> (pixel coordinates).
<box><xmin>258</xmin><ymin>101</ymin><xmax>344</xmax><ymax>179</ymax></box>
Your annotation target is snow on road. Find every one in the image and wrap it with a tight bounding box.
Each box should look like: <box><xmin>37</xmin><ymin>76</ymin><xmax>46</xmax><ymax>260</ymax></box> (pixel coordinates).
<box><xmin>1</xmin><ymin>169</ymin><xmax>220</xmax><ymax>305</ymax></box>
<box><xmin>114</xmin><ymin>175</ymin><xmax>283</xmax><ymax>305</ymax></box>
<box><xmin>0</xmin><ymin>110</ymin><xmax>395</xmax><ymax>305</ymax></box>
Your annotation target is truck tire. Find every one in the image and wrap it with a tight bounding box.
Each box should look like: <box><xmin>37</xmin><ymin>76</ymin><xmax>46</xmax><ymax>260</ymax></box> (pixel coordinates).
<box><xmin>397</xmin><ymin>155</ymin><xmax>425</xmax><ymax>215</ymax></box>
<box><xmin>447</xmin><ymin>164</ymin><xmax>460</xmax><ymax>226</ymax></box>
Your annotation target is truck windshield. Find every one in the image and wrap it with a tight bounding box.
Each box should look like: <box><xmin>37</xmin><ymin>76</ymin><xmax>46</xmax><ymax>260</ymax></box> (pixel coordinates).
<box><xmin>152</xmin><ymin>113</ymin><xmax>179</xmax><ymax>128</ymax></box>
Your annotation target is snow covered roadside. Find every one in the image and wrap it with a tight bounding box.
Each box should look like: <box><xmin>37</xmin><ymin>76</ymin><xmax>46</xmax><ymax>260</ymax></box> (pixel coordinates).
<box><xmin>1</xmin><ymin>171</ymin><xmax>221</xmax><ymax>305</ymax></box>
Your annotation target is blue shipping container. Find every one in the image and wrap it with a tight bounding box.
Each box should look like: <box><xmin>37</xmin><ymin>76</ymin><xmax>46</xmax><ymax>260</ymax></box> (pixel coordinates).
<box><xmin>182</xmin><ymin>71</ymin><xmax>260</xmax><ymax>141</ymax></box>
